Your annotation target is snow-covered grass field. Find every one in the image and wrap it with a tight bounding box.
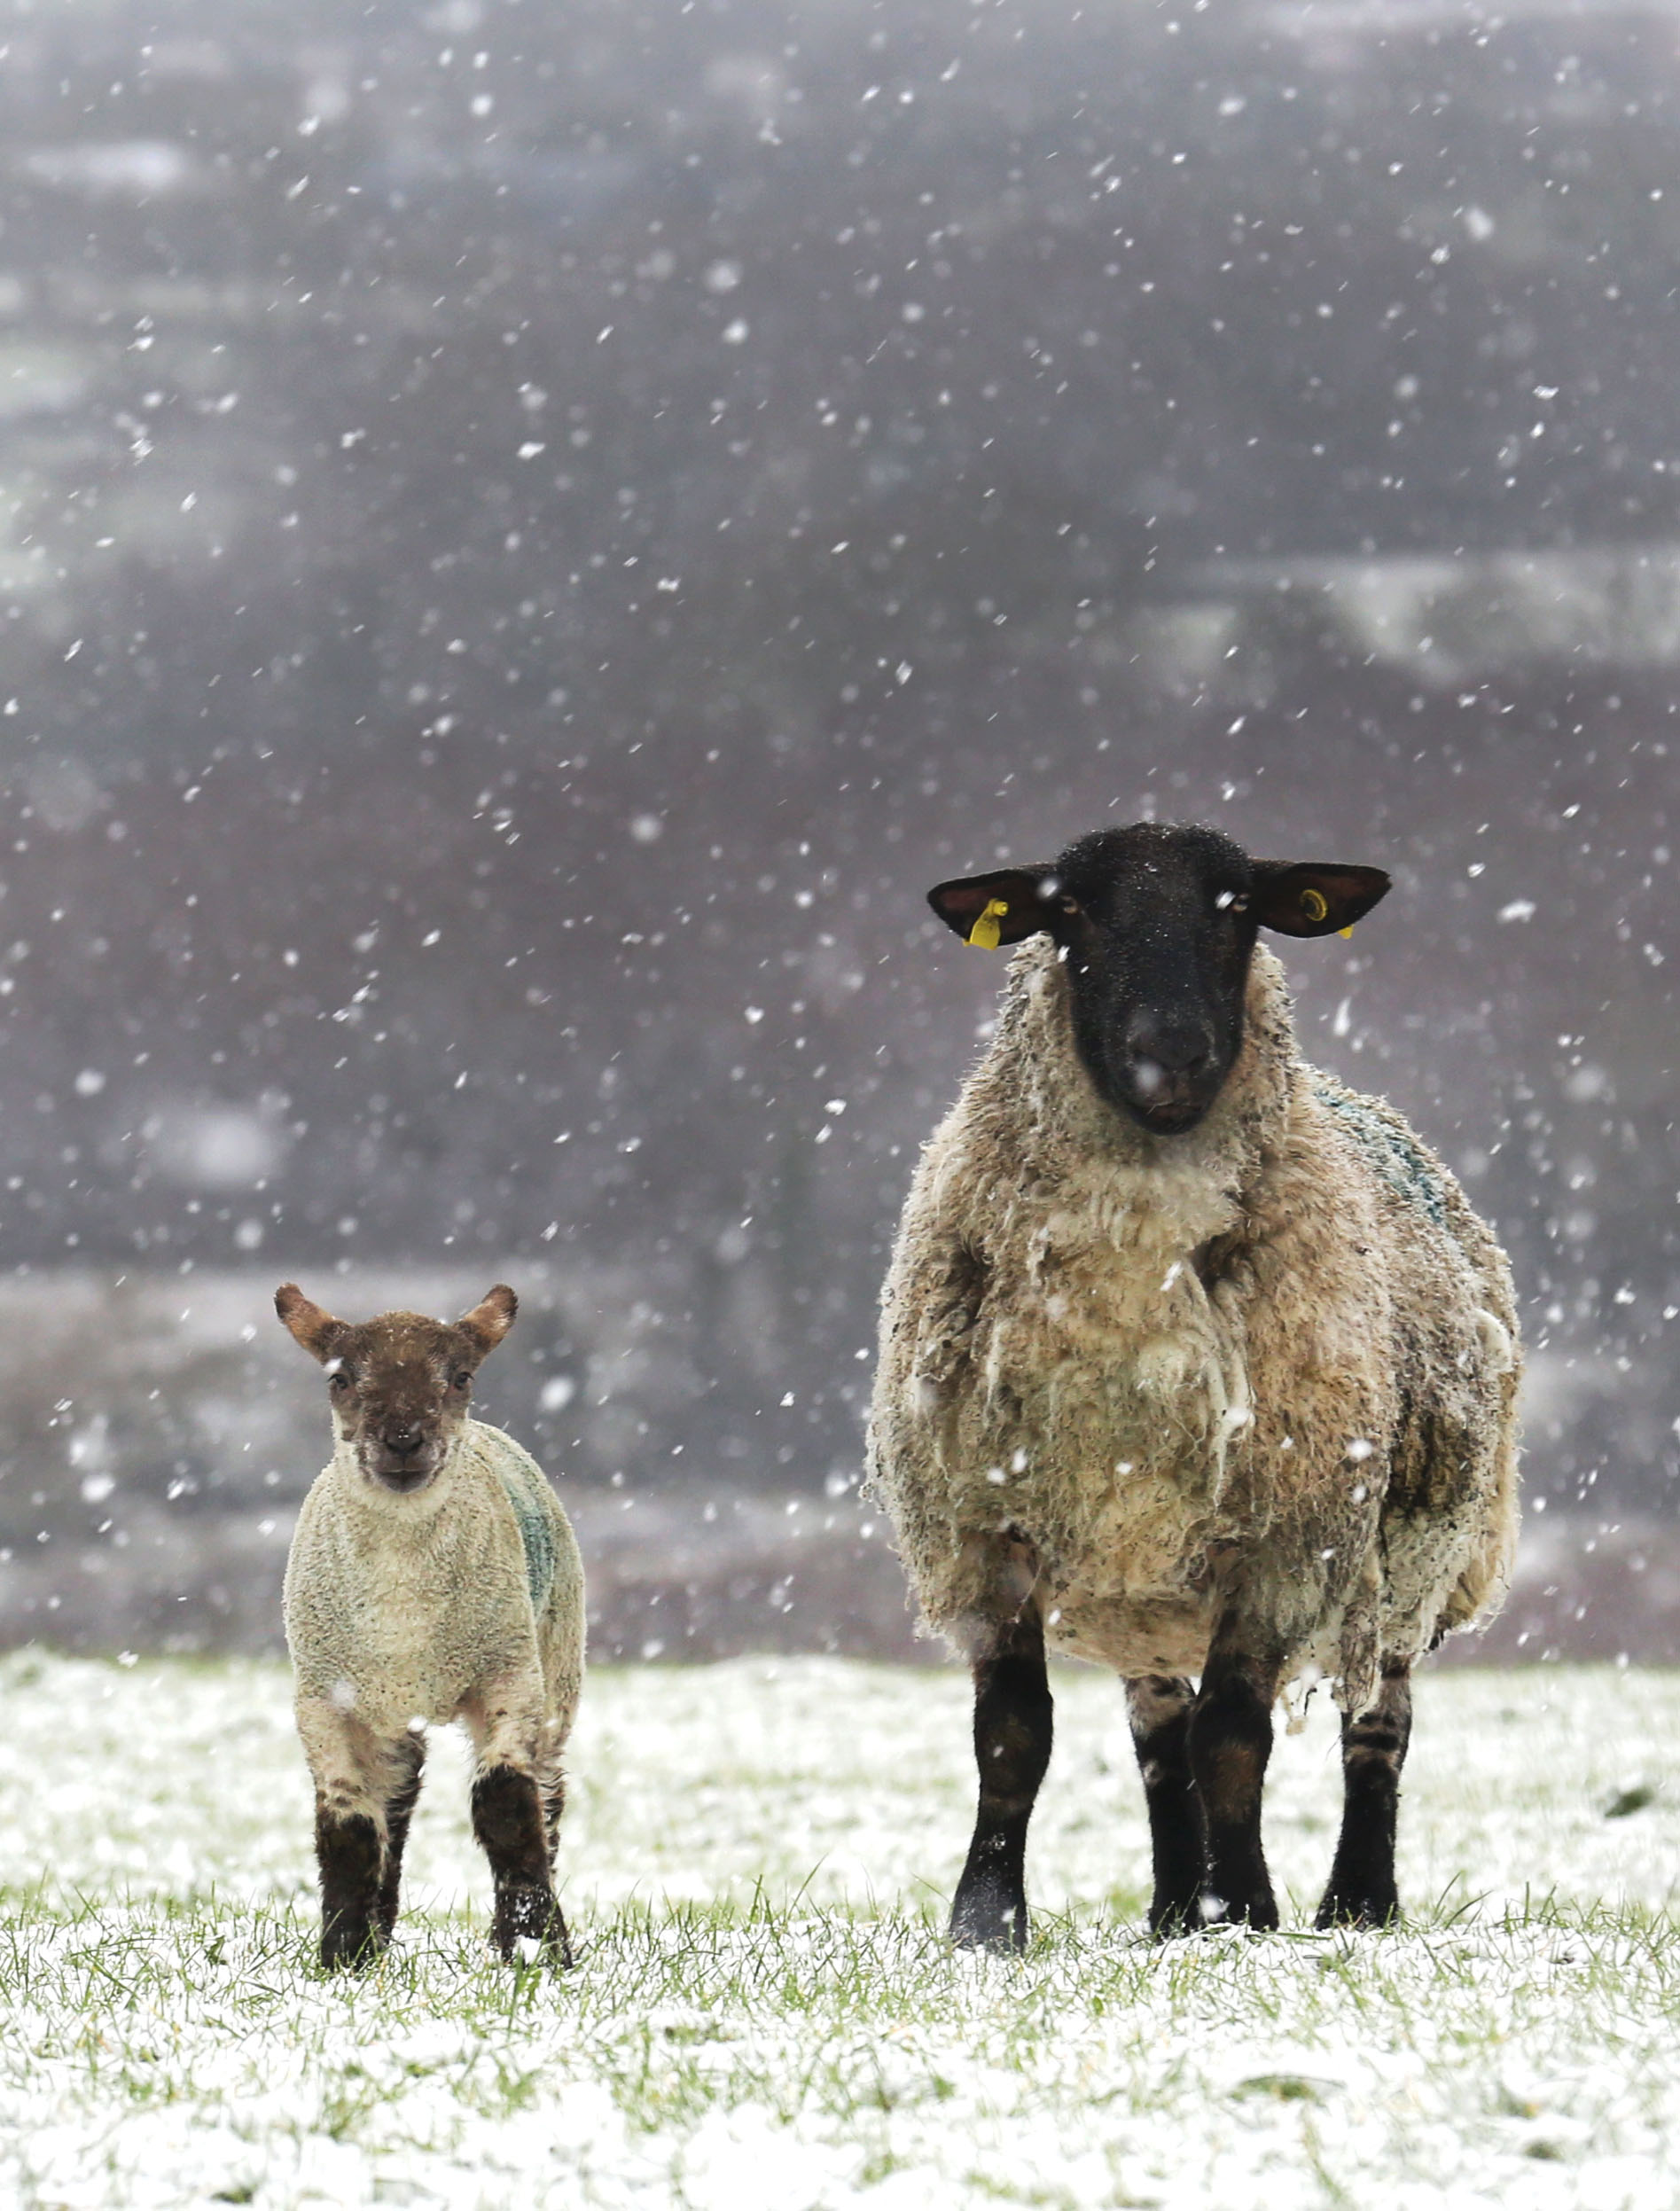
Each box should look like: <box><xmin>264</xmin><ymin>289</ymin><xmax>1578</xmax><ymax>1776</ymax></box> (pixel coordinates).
<box><xmin>4</xmin><ymin>1653</ymin><xmax>1679</xmax><ymax>2210</ymax></box>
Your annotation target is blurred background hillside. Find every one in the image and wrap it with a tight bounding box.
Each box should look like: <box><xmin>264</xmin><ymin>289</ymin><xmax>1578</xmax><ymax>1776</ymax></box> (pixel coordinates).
<box><xmin>0</xmin><ymin>0</ymin><xmax>1676</xmax><ymax>1658</ymax></box>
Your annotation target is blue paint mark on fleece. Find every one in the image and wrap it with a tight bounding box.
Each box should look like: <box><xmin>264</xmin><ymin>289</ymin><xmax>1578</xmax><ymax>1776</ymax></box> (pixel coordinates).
<box><xmin>496</xmin><ymin>1452</ymin><xmax>559</xmax><ymax>1613</ymax></box>
<box><xmin>1312</xmin><ymin>1077</ymin><xmax>1450</xmax><ymax>1231</ymax></box>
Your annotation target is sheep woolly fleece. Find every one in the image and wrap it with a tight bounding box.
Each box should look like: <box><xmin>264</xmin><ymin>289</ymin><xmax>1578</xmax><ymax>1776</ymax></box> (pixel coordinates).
<box><xmin>285</xmin><ymin>1418</ymin><xmax>583</xmax><ymax>1806</ymax></box>
<box><xmin>866</xmin><ymin>938</ymin><xmax>1520</xmax><ymax>1715</ymax></box>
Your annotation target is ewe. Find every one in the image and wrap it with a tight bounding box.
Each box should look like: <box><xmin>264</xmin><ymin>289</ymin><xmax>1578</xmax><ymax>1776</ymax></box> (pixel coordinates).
<box><xmin>277</xmin><ymin>1282</ymin><xmax>583</xmax><ymax>1967</ymax></box>
<box><xmin>867</xmin><ymin>823</ymin><xmax>1520</xmax><ymax>1948</ymax></box>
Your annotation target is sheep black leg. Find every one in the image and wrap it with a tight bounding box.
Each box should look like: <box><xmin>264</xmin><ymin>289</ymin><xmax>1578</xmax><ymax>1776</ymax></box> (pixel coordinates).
<box><xmin>316</xmin><ymin>1805</ymin><xmax>385</xmax><ymax>1970</ymax></box>
<box><xmin>1125</xmin><ymin>1676</ymin><xmax>1206</xmax><ymax>1936</ymax></box>
<box><xmin>376</xmin><ymin>1736</ymin><xmax>426</xmax><ymax>1943</ymax></box>
<box><xmin>1316</xmin><ymin>1663</ymin><xmax>1413</xmax><ymax>1929</ymax></box>
<box><xmin>949</xmin><ymin>1611</ymin><xmax>1053</xmax><ymax>1953</ymax></box>
<box><xmin>472</xmin><ymin>1764</ymin><xmax>573</xmax><ymax>1966</ymax></box>
<box><xmin>1188</xmin><ymin>1649</ymin><xmax>1280</xmax><ymax>1931</ymax></box>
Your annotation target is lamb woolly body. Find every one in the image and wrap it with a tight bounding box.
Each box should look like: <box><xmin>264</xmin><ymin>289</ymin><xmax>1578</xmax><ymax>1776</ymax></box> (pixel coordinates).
<box><xmin>276</xmin><ymin>1282</ymin><xmax>582</xmax><ymax>1966</ymax></box>
<box><xmin>285</xmin><ymin>1417</ymin><xmax>583</xmax><ymax>1767</ymax></box>
<box><xmin>867</xmin><ymin>936</ymin><xmax>1520</xmax><ymax>1716</ymax></box>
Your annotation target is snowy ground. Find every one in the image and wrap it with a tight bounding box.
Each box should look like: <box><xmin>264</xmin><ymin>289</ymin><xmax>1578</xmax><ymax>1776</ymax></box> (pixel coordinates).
<box><xmin>4</xmin><ymin>1654</ymin><xmax>1679</xmax><ymax>2209</ymax></box>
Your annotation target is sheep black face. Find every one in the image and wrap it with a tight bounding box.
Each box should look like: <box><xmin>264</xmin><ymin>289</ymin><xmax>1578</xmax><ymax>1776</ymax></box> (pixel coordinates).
<box><xmin>929</xmin><ymin>824</ymin><xmax>1390</xmax><ymax>1136</ymax></box>
<box><xmin>275</xmin><ymin>1284</ymin><xmax>518</xmax><ymax>1492</ymax></box>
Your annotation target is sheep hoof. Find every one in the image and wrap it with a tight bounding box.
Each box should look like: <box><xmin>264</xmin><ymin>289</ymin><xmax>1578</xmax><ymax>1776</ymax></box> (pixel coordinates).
<box><xmin>1314</xmin><ymin>1890</ymin><xmax>1400</xmax><ymax>1932</ymax></box>
<box><xmin>1146</xmin><ymin>1898</ymin><xmax>1203</xmax><ymax>1941</ymax></box>
<box><xmin>949</xmin><ymin>1892</ymin><xmax>1029</xmax><ymax>1954</ymax></box>
<box><xmin>1202</xmin><ymin>1899</ymin><xmax>1280</xmax><ymax>1934</ymax></box>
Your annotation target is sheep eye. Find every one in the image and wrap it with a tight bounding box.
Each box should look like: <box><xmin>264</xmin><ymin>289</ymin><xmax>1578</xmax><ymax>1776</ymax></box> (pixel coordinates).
<box><xmin>328</xmin><ymin>1371</ymin><xmax>351</xmax><ymax>1393</ymax></box>
<box><xmin>1215</xmin><ymin>890</ymin><xmax>1249</xmax><ymax>914</ymax></box>
<box><xmin>451</xmin><ymin>1371</ymin><xmax>472</xmax><ymax>1392</ymax></box>
<box><xmin>1059</xmin><ymin>896</ymin><xmax>1080</xmax><ymax>915</ymax></box>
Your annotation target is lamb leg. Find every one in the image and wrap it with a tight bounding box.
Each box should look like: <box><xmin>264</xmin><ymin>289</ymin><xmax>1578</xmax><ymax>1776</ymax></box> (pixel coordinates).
<box><xmin>376</xmin><ymin>1732</ymin><xmax>426</xmax><ymax>1942</ymax></box>
<box><xmin>315</xmin><ymin>1802</ymin><xmax>386</xmax><ymax>1969</ymax></box>
<box><xmin>472</xmin><ymin>1764</ymin><xmax>573</xmax><ymax>1965</ymax></box>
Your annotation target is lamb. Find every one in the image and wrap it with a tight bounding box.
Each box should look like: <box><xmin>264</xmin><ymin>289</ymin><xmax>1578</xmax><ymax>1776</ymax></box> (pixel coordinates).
<box><xmin>865</xmin><ymin>822</ymin><xmax>1520</xmax><ymax>1949</ymax></box>
<box><xmin>277</xmin><ymin>1281</ymin><xmax>584</xmax><ymax>1969</ymax></box>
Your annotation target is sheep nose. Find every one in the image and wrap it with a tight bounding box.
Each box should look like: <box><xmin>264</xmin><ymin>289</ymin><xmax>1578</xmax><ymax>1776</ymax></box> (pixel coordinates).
<box><xmin>1126</xmin><ymin>1015</ymin><xmax>1212</xmax><ymax>1078</ymax></box>
<box><xmin>383</xmin><ymin>1426</ymin><xmax>422</xmax><ymax>1456</ymax></box>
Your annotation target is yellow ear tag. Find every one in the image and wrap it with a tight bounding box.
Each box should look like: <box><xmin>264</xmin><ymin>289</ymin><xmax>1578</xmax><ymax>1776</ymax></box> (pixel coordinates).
<box><xmin>967</xmin><ymin>897</ymin><xmax>1009</xmax><ymax>949</ymax></box>
<box><xmin>1300</xmin><ymin>887</ymin><xmax>1329</xmax><ymax>926</ymax></box>
<box><xmin>1337</xmin><ymin>925</ymin><xmax>1355</xmax><ymax>940</ymax></box>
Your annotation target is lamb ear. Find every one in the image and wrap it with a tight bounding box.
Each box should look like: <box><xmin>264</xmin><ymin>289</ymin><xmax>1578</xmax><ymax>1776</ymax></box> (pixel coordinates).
<box><xmin>1250</xmin><ymin>863</ymin><xmax>1391</xmax><ymax>939</ymax></box>
<box><xmin>458</xmin><ymin>1283</ymin><xmax>518</xmax><ymax>1356</ymax></box>
<box><xmin>927</xmin><ymin>867</ymin><xmax>1063</xmax><ymax>949</ymax></box>
<box><xmin>275</xmin><ymin>1283</ymin><xmax>348</xmax><ymax>1363</ymax></box>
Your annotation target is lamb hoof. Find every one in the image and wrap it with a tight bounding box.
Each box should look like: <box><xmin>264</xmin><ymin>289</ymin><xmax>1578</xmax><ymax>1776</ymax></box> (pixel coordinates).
<box><xmin>494</xmin><ymin>1887</ymin><xmax>572</xmax><ymax>1968</ymax></box>
<box><xmin>319</xmin><ymin>1921</ymin><xmax>384</xmax><ymax>1972</ymax></box>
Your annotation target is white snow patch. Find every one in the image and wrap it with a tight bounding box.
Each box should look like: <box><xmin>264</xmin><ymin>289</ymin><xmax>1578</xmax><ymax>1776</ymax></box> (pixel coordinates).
<box><xmin>2</xmin><ymin>1657</ymin><xmax>1679</xmax><ymax>2210</ymax></box>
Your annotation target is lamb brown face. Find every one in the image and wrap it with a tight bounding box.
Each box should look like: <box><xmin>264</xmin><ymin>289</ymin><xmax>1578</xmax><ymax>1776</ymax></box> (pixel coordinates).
<box><xmin>929</xmin><ymin>823</ymin><xmax>1390</xmax><ymax>1136</ymax></box>
<box><xmin>275</xmin><ymin>1284</ymin><xmax>518</xmax><ymax>1492</ymax></box>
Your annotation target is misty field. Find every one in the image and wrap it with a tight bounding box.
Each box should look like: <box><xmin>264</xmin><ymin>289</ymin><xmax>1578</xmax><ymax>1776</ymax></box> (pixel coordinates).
<box><xmin>4</xmin><ymin>1654</ymin><xmax>1679</xmax><ymax>2210</ymax></box>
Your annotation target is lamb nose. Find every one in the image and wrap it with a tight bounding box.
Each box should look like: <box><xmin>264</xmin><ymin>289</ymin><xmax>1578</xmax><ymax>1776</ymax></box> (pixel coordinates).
<box><xmin>384</xmin><ymin>1426</ymin><xmax>421</xmax><ymax>1455</ymax></box>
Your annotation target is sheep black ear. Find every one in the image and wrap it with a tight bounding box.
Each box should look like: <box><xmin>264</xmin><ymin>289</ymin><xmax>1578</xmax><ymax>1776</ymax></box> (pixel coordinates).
<box><xmin>927</xmin><ymin>867</ymin><xmax>1063</xmax><ymax>949</ymax></box>
<box><xmin>458</xmin><ymin>1284</ymin><xmax>518</xmax><ymax>1357</ymax></box>
<box><xmin>1249</xmin><ymin>863</ymin><xmax>1391</xmax><ymax>939</ymax></box>
<box><xmin>275</xmin><ymin>1283</ymin><xmax>348</xmax><ymax>1363</ymax></box>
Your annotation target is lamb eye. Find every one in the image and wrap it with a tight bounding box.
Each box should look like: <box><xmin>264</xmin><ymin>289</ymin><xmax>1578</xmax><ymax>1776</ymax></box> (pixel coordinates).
<box><xmin>1215</xmin><ymin>890</ymin><xmax>1249</xmax><ymax>914</ymax></box>
<box><xmin>328</xmin><ymin>1371</ymin><xmax>351</xmax><ymax>1394</ymax></box>
<box><xmin>451</xmin><ymin>1371</ymin><xmax>472</xmax><ymax>1392</ymax></box>
<box><xmin>1059</xmin><ymin>896</ymin><xmax>1080</xmax><ymax>915</ymax></box>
